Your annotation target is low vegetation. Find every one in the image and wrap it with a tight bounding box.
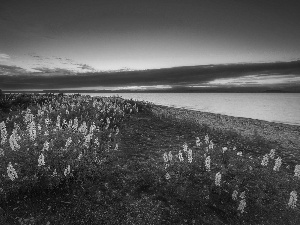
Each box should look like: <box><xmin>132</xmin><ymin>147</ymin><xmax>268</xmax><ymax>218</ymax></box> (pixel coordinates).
<box><xmin>0</xmin><ymin>93</ymin><xmax>300</xmax><ymax>224</ymax></box>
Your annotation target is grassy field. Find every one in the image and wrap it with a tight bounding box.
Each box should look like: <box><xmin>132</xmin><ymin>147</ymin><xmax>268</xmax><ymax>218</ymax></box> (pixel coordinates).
<box><xmin>1</xmin><ymin>93</ymin><xmax>300</xmax><ymax>224</ymax></box>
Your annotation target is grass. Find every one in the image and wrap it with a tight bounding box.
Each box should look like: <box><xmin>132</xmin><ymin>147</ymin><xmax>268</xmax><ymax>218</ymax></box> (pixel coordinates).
<box><xmin>1</xmin><ymin>93</ymin><xmax>300</xmax><ymax>224</ymax></box>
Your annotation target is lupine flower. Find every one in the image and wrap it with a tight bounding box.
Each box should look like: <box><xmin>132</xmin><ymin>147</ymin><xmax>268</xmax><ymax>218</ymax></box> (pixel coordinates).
<box><xmin>42</xmin><ymin>141</ymin><xmax>49</xmax><ymax>151</ymax></box>
<box><xmin>187</xmin><ymin>149</ymin><xmax>193</xmax><ymax>163</ymax></box>
<box><xmin>196</xmin><ymin>137</ymin><xmax>201</xmax><ymax>147</ymax></box>
<box><xmin>215</xmin><ymin>172</ymin><xmax>221</xmax><ymax>186</ymax></box>
<box><xmin>237</xmin><ymin>151</ymin><xmax>242</xmax><ymax>156</ymax></box>
<box><xmin>68</xmin><ymin>120</ymin><xmax>73</xmax><ymax>128</ymax></box>
<box><xmin>240</xmin><ymin>191</ymin><xmax>245</xmax><ymax>199</ymax></box>
<box><xmin>65</xmin><ymin>137</ymin><xmax>72</xmax><ymax>148</ymax></box>
<box><xmin>83</xmin><ymin>134</ymin><xmax>92</xmax><ymax>147</ymax></box>
<box><xmin>56</xmin><ymin>115</ymin><xmax>61</xmax><ymax>129</ymax></box>
<box><xmin>114</xmin><ymin>143</ymin><xmax>118</xmax><ymax>151</ymax></box>
<box><xmin>232</xmin><ymin>190</ymin><xmax>238</xmax><ymax>200</ymax></box>
<box><xmin>0</xmin><ymin>148</ymin><xmax>4</xmax><ymax>157</ymax></box>
<box><xmin>165</xmin><ymin>172</ymin><xmax>171</xmax><ymax>180</ymax></box>
<box><xmin>105</xmin><ymin>117</ymin><xmax>110</xmax><ymax>129</ymax></box>
<box><xmin>45</xmin><ymin>118</ymin><xmax>51</xmax><ymax>125</ymax></box>
<box><xmin>94</xmin><ymin>137</ymin><xmax>100</xmax><ymax>147</ymax></box>
<box><xmin>238</xmin><ymin>199</ymin><xmax>246</xmax><ymax>213</ymax></box>
<box><xmin>288</xmin><ymin>191</ymin><xmax>297</xmax><ymax>209</ymax></box>
<box><xmin>261</xmin><ymin>154</ymin><xmax>269</xmax><ymax>166</ymax></box>
<box><xmin>72</xmin><ymin>117</ymin><xmax>78</xmax><ymax>130</ymax></box>
<box><xmin>205</xmin><ymin>156</ymin><xmax>211</xmax><ymax>172</ymax></box>
<box><xmin>89</xmin><ymin>122</ymin><xmax>96</xmax><ymax>134</ymax></box>
<box><xmin>163</xmin><ymin>152</ymin><xmax>169</xmax><ymax>163</ymax></box>
<box><xmin>204</xmin><ymin>134</ymin><xmax>209</xmax><ymax>145</ymax></box>
<box><xmin>78</xmin><ymin>153</ymin><xmax>83</xmax><ymax>160</ymax></box>
<box><xmin>168</xmin><ymin>151</ymin><xmax>173</xmax><ymax>161</ymax></box>
<box><xmin>273</xmin><ymin>157</ymin><xmax>282</xmax><ymax>171</ymax></box>
<box><xmin>24</xmin><ymin>109</ymin><xmax>34</xmax><ymax>123</ymax></box>
<box><xmin>222</xmin><ymin>147</ymin><xmax>228</xmax><ymax>153</ymax></box>
<box><xmin>233</xmin><ymin>146</ymin><xmax>237</xmax><ymax>151</ymax></box>
<box><xmin>38</xmin><ymin>153</ymin><xmax>45</xmax><ymax>166</ymax></box>
<box><xmin>9</xmin><ymin>129</ymin><xmax>20</xmax><ymax>151</ymax></box>
<box><xmin>27</xmin><ymin>121</ymin><xmax>37</xmax><ymax>141</ymax></box>
<box><xmin>7</xmin><ymin>162</ymin><xmax>18</xmax><ymax>181</ymax></box>
<box><xmin>79</xmin><ymin>121</ymin><xmax>88</xmax><ymax>134</ymax></box>
<box><xmin>164</xmin><ymin>164</ymin><xmax>169</xmax><ymax>170</ymax></box>
<box><xmin>294</xmin><ymin>165</ymin><xmax>300</xmax><ymax>178</ymax></box>
<box><xmin>64</xmin><ymin>165</ymin><xmax>71</xmax><ymax>176</ymax></box>
<box><xmin>269</xmin><ymin>149</ymin><xmax>276</xmax><ymax>159</ymax></box>
<box><xmin>183</xmin><ymin>142</ymin><xmax>188</xmax><ymax>152</ymax></box>
<box><xmin>178</xmin><ymin>150</ymin><xmax>184</xmax><ymax>162</ymax></box>
<box><xmin>208</xmin><ymin>140</ymin><xmax>214</xmax><ymax>149</ymax></box>
<box><xmin>0</xmin><ymin>121</ymin><xmax>8</xmax><ymax>145</ymax></box>
<box><xmin>52</xmin><ymin>169</ymin><xmax>57</xmax><ymax>176</ymax></box>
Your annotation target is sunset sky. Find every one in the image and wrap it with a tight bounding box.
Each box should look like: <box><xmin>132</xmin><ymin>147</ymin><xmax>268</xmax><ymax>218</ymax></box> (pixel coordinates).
<box><xmin>1</xmin><ymin>0</ymin><xmax>300</xmax><ymax>91</ymax></box>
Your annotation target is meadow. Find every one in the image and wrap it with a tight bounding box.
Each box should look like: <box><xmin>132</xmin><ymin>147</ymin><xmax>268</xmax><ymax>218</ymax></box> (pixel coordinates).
<box><xmin>1</xmin><ymin>93</ymin><xmax>300</xmax><ymax>224</ymax></box>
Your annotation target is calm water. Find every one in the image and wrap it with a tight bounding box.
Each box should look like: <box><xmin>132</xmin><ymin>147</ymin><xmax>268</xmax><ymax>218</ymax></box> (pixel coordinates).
<box><xmin>87</xmin><ymin>93</ymin><xmax>300</xmax><ymax>126</ymax></box>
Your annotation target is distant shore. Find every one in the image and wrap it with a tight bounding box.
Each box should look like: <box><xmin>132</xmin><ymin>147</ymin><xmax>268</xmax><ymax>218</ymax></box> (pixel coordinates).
<box><xmin>152</xmin><ymin>104</ymin><xmax>300</xmax><ymax>162</ymax></box>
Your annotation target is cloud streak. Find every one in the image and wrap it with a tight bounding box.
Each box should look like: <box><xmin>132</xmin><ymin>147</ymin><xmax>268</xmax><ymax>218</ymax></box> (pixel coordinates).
<box><xmin>1</xmin><ymin>60</ymin><xmax>300</xmax><ymax>91</ymax></box>
<box><xmin>0</xmin><ymin>53</ymin><xmax>10</xmax><ymax>61</ymax></box>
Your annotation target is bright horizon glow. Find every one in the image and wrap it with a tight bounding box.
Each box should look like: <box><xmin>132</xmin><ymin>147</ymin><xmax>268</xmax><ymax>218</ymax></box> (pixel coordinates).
<box><xmin>208</xmin><ymin>75</ymin><xmax>300</xmax><ymax>86</ymax></box>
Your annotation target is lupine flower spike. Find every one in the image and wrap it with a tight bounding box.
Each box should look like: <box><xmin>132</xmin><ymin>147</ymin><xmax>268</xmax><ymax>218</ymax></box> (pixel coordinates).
<box><xmin>273</xmin><ymin>157</ymin><xmax>282</xmax><ymax>171</ymax></box>
<box><xmin>178</xmin><ymin>150</ymin><xmax>184</xmax><ymax>162</ymax></box>
<box><xmin>187</xmin><ymin>149</ymin><xmax>193</xmax><ymax>163</ymax></box>
<box><xmin>163</xmin><ymin>152</ymin><xmax>169</xmax><ymax>163</ymax></box>
<box><xmin>288</xmin><ymin>191</ymin><xmax>297</xmax><ymax>209</ymax></box>
<box><xmin>205</xmin><ymin>156</ymin><xmax>211</xmax><ymax>172</ymax></box>
<box><xmin>215</xmin><ymin>172</ymin><xmax>221</xmax><ymax>186</ymax></box>
<box><xmin>294</xmin><ymin>165</ymin><xmax>300</xmax><ymax>178</ymax></box>
<box><xmin>261</xmin><ymin>154</ymin><xmax>269</xmax><ymax>166</ymax></box>
<box><xmin>232</xmin><ymin>190</ymin><xmax>238</xmax><ymax>201</ymax></box>
<box><xmin>269</xmin><ymin>149</ymin><xmax>276</xmax><ymax>159</ymax></box>
<box><xmin>196</xmin><ymin>137</ymin><xmax>201</xmax><ymax>147</ymax></box>
<box><xmin>7</xmin><ymin>162</ymin><xmax>18</xmax><ymax>181</ymax></box>
<box><xmin>38</xmin><ymin>153</ymin><xmax>45</xmax><ymax>166</ymax></box>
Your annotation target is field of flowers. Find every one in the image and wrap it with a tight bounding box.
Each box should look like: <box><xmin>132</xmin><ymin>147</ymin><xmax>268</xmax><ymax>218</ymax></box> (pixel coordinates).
<box><xmin>0</xmin><ymin>93</ymin><xmax>142</xmax><ymax>200</ymax></box>
<box><xmin>1</xmin><ymin>93</ymin><xmax>300</xmax><ymax>224</ymax></box>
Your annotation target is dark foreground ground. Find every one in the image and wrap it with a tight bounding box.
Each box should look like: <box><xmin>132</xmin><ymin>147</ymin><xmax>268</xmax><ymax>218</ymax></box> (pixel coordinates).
<box><xmin>1</xmin><ymin>106</ymin><xmax>300</xmax><ymax>224</ymax></box>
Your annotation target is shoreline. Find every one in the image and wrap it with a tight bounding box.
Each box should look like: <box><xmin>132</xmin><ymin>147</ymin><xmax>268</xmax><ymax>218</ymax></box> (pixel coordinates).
<box><xmin>152</xmin><ymin>104</ymin><xmax>300</xmax><ymax>161</ymax></box>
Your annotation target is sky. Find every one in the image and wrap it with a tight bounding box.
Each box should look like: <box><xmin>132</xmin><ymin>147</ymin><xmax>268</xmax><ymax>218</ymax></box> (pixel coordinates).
<box><xmin>1</xmin><ymin>0</ymin><xmax>300</xmax><ymax>91</ymax></box>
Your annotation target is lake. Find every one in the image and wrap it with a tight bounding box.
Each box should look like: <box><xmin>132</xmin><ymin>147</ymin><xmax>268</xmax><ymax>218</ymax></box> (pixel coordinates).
<box><xmin>86</xmin><ymin>93</ymin><xmax>300</xmax><ymax>126</ymax></box>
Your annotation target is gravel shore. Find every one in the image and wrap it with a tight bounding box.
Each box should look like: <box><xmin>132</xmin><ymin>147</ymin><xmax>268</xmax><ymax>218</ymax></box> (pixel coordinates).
<box><xmin>152</xmin><ymin>105</ymin><xmax>300</xmax><ymax>162</ymax></box>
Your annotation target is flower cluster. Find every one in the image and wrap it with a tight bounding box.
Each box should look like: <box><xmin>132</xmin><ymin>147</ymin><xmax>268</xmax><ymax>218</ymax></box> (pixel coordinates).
<box><xmin>273</xmin><ymin>157</ymin><xmax>282</xmax><ymax>171</ymax></box>
<box><xmin>237</xmin><ymin>191</ymin><xmax>246</xmax><ymax>214</ymax></box>
<box><xmin>261</xmin><ymin>154</ymin><xmax>269</xmax><ymax>166</ymax></box>
<box><xmin>9</xmin><ymin>129</ymin><xmax>20</xmax><ymax>151</ymax></box>
<box><xmin>7</xmin><ymin>162</ymin><xmax>18</xmax><ymax>181</ymax></box>
<box><xmin>294</xmin><ymin>165</ymin><xmax>300</xmax><ymax>178</ymax></box>
<box><xmin>288</xmin><ymin>191</ymin><xmax>297</xmax><ymax>209</ymax></box>
<box><xmin>0</xmin><ymin>121</ymin><xmax>8</xmax><ymax>145</ymax></box>
<box><xmin>205</xmin><ymin>156</ymin><xmax>211</xmax><ymax>172</ymax></box>
<box><xmin>215</xmin><ymin>172</ymin><xmax>221</xmax><ymax>186</ymax></box>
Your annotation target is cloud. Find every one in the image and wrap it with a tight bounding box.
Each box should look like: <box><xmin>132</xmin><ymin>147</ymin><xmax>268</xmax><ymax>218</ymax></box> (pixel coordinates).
<box><xmin>1</xmin><ymin>60</ymin><xmax>300</xmax><ymax>91</ymax></box>
<box><xmin>75</xmin><ymin>63</ymin><xmax>96</xmax><ymax>71</ymax></box>
<box><xmin>0</xmin><ymin>64</ymin><xmax>28</xmax><ymax>75</ymax></box>
<box><xmin>0</xmin><ymin>53</ymin><xmax>10</xmax><ymax>61</ymax></box>
<box><xmin>32</xmin><ymin>67</ymin><xmax>76</xmax><ymax>75</ymax></box>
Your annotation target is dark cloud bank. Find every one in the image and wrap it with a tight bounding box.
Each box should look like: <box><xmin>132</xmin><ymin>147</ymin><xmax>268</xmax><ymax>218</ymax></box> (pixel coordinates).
<box><xmin>1</xmin><ymin>60</ymin><xmax>300</xmax><ymax>92</ymax></box>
